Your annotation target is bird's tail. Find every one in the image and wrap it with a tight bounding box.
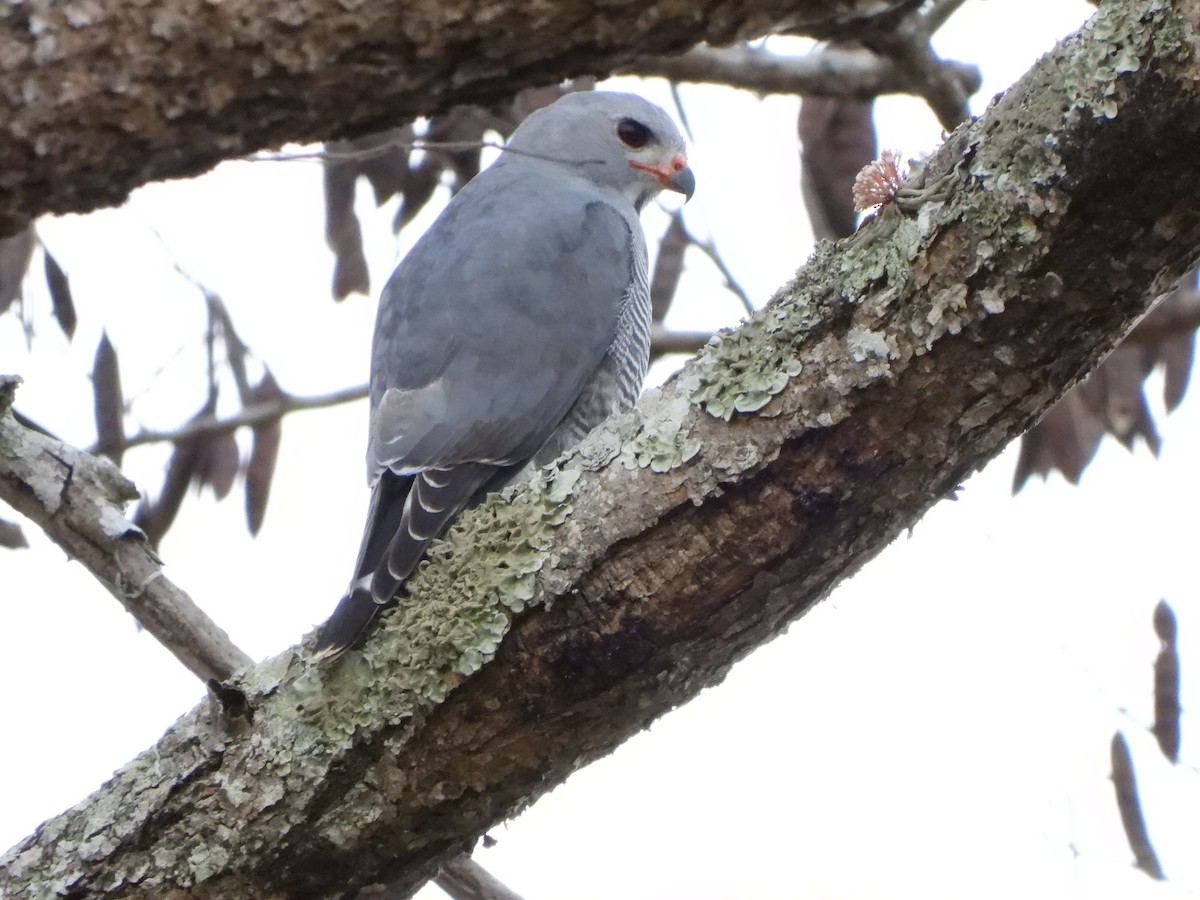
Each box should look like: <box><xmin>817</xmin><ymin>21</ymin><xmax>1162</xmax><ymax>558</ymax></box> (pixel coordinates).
<box><xmin>312</xmin><ymin>584</ymin><xmax>383</xmax><ymax>662</ymax></box>
<box><xmin>312</xmin><ymin>470</ymin><xmax>413</xmax><ymax>661</ymax></box>
<box><xmin>313</xmin><ymin>463</ymin><xmax>515</xmax><ymax>661</ymax></box>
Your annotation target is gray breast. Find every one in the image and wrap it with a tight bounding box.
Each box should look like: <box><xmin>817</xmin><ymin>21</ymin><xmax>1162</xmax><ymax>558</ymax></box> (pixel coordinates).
<box><xmin>533</xmin><ymin>225</ymin><xmax>651</xmax><ymax>467</ymax></box>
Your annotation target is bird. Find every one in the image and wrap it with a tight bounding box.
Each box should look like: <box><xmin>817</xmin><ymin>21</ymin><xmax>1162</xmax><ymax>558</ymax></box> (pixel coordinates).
<box><xmin>313</xmin><ymin>91</ymin><xmax>695</xmax><ymax>659</ymax></box>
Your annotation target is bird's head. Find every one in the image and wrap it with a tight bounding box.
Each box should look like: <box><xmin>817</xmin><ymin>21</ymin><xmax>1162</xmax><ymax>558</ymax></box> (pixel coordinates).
<box><xmin>505</xmin><ymin>91</ymin><xmax>694</xmax><ymax>210</ymax></box>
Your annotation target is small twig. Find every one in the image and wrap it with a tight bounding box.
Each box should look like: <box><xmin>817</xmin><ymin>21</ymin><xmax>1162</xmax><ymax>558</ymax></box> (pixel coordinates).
<box><xmin>91</xmin><ymin>383</ymin><xmax>369</xmax><ymax>455</ymax></box>
<box><xmin>248</xmin><ymin>141</ymin><xmax>604</xmax><ymax>169</ymax></box>
<box><xmin>432</xmin><ymin>854</ymin><xmax>528</xmax><ymax>900</ymax></box>
<box><xmin>678</xmin><ymin>225</ymin><xmax>755</xmax><ymax>315</ymax></box>
<box><xmin>668</xmin><ymin>81</ymin><xmax>695</xmax><ymax>142</ymax></box>
<box><xmin>650</xmin><ymin>323</ymin><xmax>713</xmax><ymax>356</ymax></box>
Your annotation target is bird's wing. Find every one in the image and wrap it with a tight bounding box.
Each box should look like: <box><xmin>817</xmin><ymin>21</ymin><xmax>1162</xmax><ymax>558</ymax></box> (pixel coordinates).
<box><xmin>367</xmin><ymin>172</ymin><xmax>638</xmax><ymax>477</ymax></box>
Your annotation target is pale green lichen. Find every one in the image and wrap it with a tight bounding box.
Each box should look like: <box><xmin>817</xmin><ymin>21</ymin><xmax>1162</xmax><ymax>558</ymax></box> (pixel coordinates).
<box><xmin>1060</xmin><ymin>0</ymin><xmax>1187</xmax><ymax>122</ymax></box>
<box><xmin>291</xmin><ymin>461</ymin><xmax>583</xmax><ymax>746</ymax></box>
<box><xmin>617</xmin><ymin>394</ymin><xmax>702</xmax><ymax>471</ymax></box>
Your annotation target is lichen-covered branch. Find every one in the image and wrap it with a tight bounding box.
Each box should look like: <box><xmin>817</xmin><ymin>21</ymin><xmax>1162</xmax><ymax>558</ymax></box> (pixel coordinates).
<box><xmin>3</xmin><ymin>1</ymin><xmax>1200</xmax><ymax>897</ymax></box>
<box><xmin>0</xmin><ymin>0</ymin><xmax>908</xmax><ymax>233</ymax></box>
<box><xmin>0</xmin><ymin>377</ymin><xmax>252</xmax><ymax>683</ymax></box>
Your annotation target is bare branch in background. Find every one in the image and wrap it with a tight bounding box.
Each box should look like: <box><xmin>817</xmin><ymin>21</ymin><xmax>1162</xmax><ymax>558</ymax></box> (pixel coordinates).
<box><xmin>650</xmin><ymin>324</ymin><xmax>713</xmax><ymax>356</ymax></box>
<box><xmin>96</xmin><ymin>383</ymin><xmax>367</xmax><ymax>455</ymax></box>
<box><xmin>686</xmin><ymin>229</ymin><xmax>755</xmax><ymax>315</ymax></box>
<box><xmin>431</xmin><ymin>855</ymin><xmax>529</xmax><ymax>900</ymax></box>
<box><xmin>859</xmin><ymin>25</ymin><xmax>972</xmax><ymax>129</ymax></box>
<box><xmin>633</xmin><ymin>44</ymin><xmax>980</xmax><ymax>102</ymax></box>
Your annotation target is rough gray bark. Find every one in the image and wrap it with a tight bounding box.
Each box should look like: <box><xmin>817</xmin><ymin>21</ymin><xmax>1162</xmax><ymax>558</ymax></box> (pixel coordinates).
<box><xmin>3</xmin><ymin>0</ymin><xmax>1200</xmax><ymax>897</ymax></box>
<box><xmin>0</xmin><ymin>0</ymin><xmax>915</xmax><ymax>233</ymax></box>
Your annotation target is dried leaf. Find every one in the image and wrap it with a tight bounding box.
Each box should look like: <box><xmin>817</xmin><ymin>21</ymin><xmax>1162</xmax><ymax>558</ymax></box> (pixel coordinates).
<box><xmin>43</xmin><ymin>247</ymin><xmax>76</xmax><ymax>339</ymax></box>
<box><xmin>393</xmin><ymin>159</ymin><xmax>442</xmax><ymax>233</ymax></box>
<box><xmin>799</xmin><ymin>80</ymin><xmax>877</xmax><ymax>240</ymax></box>
<box><xmin>0</xmin><ymin>516</ymin><xmax>28</xmax><ymax>550</ymax></box>
<box><xmin>1111</xmin><ymin>733</ymin><xmax>1165</xmax><ymax>880</ymax></box>
<box><xmin>92</xmin><ymin>331</ymin><xmax>125</xmax><ymax>467</ymax></box>
<box><xmin>244</xmin><ymin>372</ymin><xmax>284</xmax><ymax>535</ymax></box>
<box><xmin>1015</xmin><ymin>275</ymin><xmax>1200</xmax><ymax>491</ymax></box>
<box><xmin>1151</xmin><ymin>600</ymin><xmax>1180</xmax><ymax>764</ymax></box>
<box><xmin>1012</xmin><ymin>394</ymin><xmax>1106</xmax><ymax>490</ymax></box>
<box><xmin>354</xmin><ymin>127</ymin><xmax>412</xmax><ymax>205</ymax></box>
<box><xmin>194</xmin><ymin>428</ymin><xmax>240</xmax><ymax>500</ymax></box>
<box><xmin>650</xmin><ymin>212</ymin><xmax>689</xmax><ymax>325</ymax></box>
<box><xmin>323</xmin><ymin>152</ymin><xmax>371</xmax><ymax>300</ymax></box>
<box><xmin>135</xmin><ymin>424</ymin><xmax>204</xmax><ymax>547</ymax></box>
<box><xmin>134</xmin><ymin>399</ymin><xmax>239</xmax><ymax>545</ymax></box>
<box><xmin>1078</xmin><ymin>350</ymin><xmax>1159</xmax><ymax>454</ymax></box>
<box><xmin>0</xmin><ymin>225</ymin><xmax>35</xmax><ymax>317</ymax></box>
<box><xmin>1159</xmin><ymin>329</ymin><xmax>1194</xmax><ymax>412</ymax></box>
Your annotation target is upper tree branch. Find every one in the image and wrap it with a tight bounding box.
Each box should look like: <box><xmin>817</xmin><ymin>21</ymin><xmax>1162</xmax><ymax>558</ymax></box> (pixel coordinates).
<box><xmin>2</xmin><ymin>3</ymin><xmax>1198</xmax><ymax>896</ymax></box>
<box><xmin>632</xmin><ymin>44</ymin><xmax>980</xmax><ymax>102</ymax></box>
<box><xmin>0</xmin><ymin>0</ymin><xmax>915</xmax><ymax>233</ymax></box>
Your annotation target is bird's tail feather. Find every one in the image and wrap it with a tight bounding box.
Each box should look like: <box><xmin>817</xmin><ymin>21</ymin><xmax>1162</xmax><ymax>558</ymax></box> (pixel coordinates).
<box><xmin>313</xmin><ymin>471</ymin><xmax>413</xmax><ymax>660</ymax></box>
<box><xmin>311</xmin><ymin>584</ymin><xmax>381</xmax><ymax>661</ymax></box>
<box><xmin>314</xmin><ymin>463</ymin><xmax>515</xmax><ymax>661</ymax></box>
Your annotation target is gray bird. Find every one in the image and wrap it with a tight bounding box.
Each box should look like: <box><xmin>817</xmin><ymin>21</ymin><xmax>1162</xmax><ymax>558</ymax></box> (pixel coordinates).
<box><xmin>314</xmin><ymin>91</ymin><xmax>694</xmax><ymax>659</ymax></box>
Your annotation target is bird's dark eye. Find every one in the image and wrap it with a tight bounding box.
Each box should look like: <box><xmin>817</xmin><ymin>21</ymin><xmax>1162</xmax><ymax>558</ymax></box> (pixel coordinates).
<box><xmin>617</xmin><ymin>118</ymin><xmax>652</xmax><ymax>149</ymax></box>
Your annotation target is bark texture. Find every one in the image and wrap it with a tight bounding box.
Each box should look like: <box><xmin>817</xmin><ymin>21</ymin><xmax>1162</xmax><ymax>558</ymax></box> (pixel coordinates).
<box><xmin>3</xmin><ymin>1</ymin><xmax>1200</xmax><ymax>897</ymax></box>
<box><xmin>0</xmin><ymin>0</ymin><xmax>913</xmax><ymax>233</ymax></box>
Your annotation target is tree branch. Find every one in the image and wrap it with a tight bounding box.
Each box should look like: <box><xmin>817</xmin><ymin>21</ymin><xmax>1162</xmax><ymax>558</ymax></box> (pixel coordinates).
<box><xmin>0</xmin><ymin>377</ymin><xmax>253</xmax><ymax>683</ymax></box>
<box><xmin>3</xmin><ymin>3</ymin><xmax>1198</xmax><ymax>895</ymax></box>
<box><xmin>631</xmin><ymin>44</ymin><xmax>980</xmax><ymax>102</ymax></box>
<box><xmin>0</xmin><ymin>0</ymin><xmax>916</xmax><ymax>233</ymax></box>
<box><xmin>431</xmin><ymin>856</ymin><xmax>528</xmax><ymax>900</ymax></box>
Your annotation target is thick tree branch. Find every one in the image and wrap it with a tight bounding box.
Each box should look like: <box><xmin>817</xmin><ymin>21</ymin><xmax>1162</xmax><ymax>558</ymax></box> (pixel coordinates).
<box><xmin>3</xmin><ymin>1</ymin><xmax>1200</xmax><ymax>897</ymax></box>
<box><xmin>0</xmin><ymin>377</ymin><xmax>253</xmax><ymax>683</ymax></box>
<box><xmin>632</xmin><ymin>44</ymin><xmax>981</xmax><ymax>102</ymax></box>
<box><xmin>0</xmin><ymin>0</ymin><xmax>917</xmax><ymax>232</ymax></box>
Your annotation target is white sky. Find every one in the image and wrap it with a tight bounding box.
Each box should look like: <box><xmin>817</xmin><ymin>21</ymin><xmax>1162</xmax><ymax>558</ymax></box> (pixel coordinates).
<box><xmin>5</xmin><ymin>1</ymin><xmax>1199</xmax><ymax>897</ymax></box>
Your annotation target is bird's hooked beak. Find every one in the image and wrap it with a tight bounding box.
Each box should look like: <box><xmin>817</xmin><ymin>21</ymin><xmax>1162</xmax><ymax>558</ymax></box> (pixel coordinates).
<box><xmin>630</xmin><ymin>153</ymin><xmax>695</xmax><ymax>202</ymax></box>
